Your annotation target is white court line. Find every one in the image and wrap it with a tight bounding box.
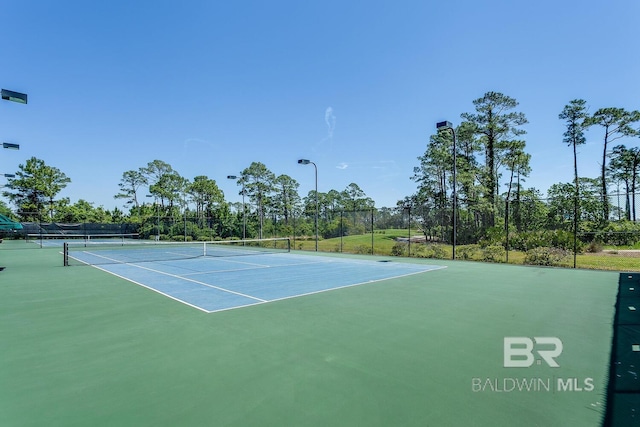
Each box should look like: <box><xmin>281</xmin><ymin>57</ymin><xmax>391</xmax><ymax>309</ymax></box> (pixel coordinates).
<box><xmin>90</xmin><ymin>264</ymin><xmax>212</xmax><ymax>313</ymax></box>
<box><xmin>203</xmin><ymin>265</ymin><xmax>448</xmax><ymax>314</ymax></box>
<box><xmin>74</xmin><ymin>251</ymin><xmax>267</xmax><ymax>302</ymax></box>
<box><xmin>202</xmin><ymin>257</ymin><xmax>272</xmax><ymax>268</ymax></box>
<box><xmin>182</xmin><ymin>259</ymin><xmax>334</xmax><ymax>277</ymax></box>
<box><xmin>72</xmin><ymin>250</ymin><xmax>446</xmax><ymax>314</ymax></box>
<box><xmin>182</xmin><ymin>265</ymin><xmax>272</xmax><ymax>276</ymax></box>
<box><xmin>155</xmin><ymin>252</ymin><xmax>282</xmax><ymax>273</ymax></box>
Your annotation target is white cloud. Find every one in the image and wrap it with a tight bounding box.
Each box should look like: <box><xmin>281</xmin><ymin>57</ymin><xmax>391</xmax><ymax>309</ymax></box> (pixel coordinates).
<box><xmin>325</xmin><ymin>107</ymin><xmax>336</xmax><ymax>139</ymax></box>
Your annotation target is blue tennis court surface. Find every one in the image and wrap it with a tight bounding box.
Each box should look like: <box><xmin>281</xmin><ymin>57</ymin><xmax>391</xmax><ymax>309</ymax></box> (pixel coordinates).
<box><xmin>76</xmin><ymin>251</ymin><xmax>444</xmax><ymax>313</ymax></box>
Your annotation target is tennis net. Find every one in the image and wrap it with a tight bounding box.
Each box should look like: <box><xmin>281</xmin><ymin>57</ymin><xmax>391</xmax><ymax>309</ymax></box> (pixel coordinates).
<box><xmin>63</xmin><ymin>237</ymin><xmax>290</xmax><ymax>266</ymax></box>
<box><xmin>29</xmin><ymin>233</ymin><xmax>139</xmax><ymax>247</ymax></box>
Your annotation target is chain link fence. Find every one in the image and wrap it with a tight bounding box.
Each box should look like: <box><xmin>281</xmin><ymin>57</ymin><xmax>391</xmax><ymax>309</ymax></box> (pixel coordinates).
<box><xmin>4</xmin><ymin>192</ymin><xmax>640</xmax><ymax>270</ymax></box>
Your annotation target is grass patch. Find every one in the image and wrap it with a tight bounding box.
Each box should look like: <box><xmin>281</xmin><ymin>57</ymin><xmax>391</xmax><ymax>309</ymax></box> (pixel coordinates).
<box><xmin>293</xmin><ymin>231</ymin><xmax>640</xmax><ymax>272</ymax></box>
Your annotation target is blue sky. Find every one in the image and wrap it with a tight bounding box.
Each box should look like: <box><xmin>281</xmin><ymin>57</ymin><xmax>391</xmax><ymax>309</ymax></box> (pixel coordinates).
<box><xmin>1</xmin><ymin>0</ymin><xmax>639</xmax><ymax>211</ymax></box>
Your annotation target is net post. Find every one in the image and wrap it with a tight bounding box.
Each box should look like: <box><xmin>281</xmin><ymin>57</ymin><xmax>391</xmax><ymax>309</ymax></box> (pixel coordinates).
<box><xmin>63</xmin><ymin>242</ymin><xmax>69</xmax><ymax>266</ymax></box>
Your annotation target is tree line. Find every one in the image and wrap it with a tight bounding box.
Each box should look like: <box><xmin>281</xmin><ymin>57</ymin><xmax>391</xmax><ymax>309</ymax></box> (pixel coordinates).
<box><xmin>408</xmin><ymin>92</ymin><xmax>640</xmax><ymax>246</ymax></box>
<box><xmin>2</xmin><ymin>91</ymin><xmax>639</xmax><ymax>245</ymax></box>
<box><xmin>1</xmin><ymin>157</ymin><xmax>377</xmax><ymax>240</ymax></box>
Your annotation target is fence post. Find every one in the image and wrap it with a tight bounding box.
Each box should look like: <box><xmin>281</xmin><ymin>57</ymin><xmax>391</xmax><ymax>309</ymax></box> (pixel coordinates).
<box><xmin>505</xmin><ymin>199</ymin><xmax>509</xmax><ymax>263</ymax></box>
<box><xmin>340</xmin><ymin>211</ymin><xmax>343</xmax><ymax>253</ymax></box>
<box><xmin>371</xmin><ymin>208</ymin><xmax>374</xmax><ymax>255</ymax></box>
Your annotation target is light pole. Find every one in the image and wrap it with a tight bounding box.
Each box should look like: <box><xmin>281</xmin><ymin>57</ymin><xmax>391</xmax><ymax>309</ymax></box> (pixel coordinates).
<box><xmin>227</xmin><ymin>175</ymin><xmax>246</xmax><ymax>240</ymax></box>
<box><xmin>298</xmin><ymin>159</ymin><xmax>318</xmax><ymax>251</ymax></box>
<box><xmin>1</xmin><ymin>88</ymin><xmax>27</xmax><ymax>272</ymax></box>
<box><xmin>436</xmin><ymin>121</ymin><xmax>457</xmax><ymax>260</ymax></box>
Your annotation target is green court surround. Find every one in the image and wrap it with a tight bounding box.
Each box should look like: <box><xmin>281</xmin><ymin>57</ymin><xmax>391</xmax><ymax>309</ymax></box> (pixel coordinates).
<box><xmin>0</xmin><ymin>241</ymin><xmax>618</xmax><ymax>426</ymax></box>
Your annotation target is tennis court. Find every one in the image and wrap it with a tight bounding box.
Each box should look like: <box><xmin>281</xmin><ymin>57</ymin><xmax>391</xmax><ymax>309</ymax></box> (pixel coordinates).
<box><xmin>0</xmin><ymin>240</ymin><xmax>627</xmax><ymax>426</ymax></box>
<box><xmin>63</xmin><ymin>238</ymin><xmax>444</xmax><ymax>313</ymax></box>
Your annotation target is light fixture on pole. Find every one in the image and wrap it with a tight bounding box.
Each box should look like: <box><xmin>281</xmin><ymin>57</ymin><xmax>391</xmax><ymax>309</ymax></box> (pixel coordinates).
<box><xmin>227</xmin><ymin>175</ymin><xmax>246</xmax><ymax>240</ymax></box>
<box><xmin>298</xmin><ymin>159</ymin><xmax>318</xmax><ymax>251</ymax></box>
<box><xmin>1</xmin><ymin>89</ymin><xmax>28</xmax><ymax>104</ymax></box>
<box><xmin>436</xmin><ymin>121</ymin><xmax>457</xmax><ymax>260</ymax></box>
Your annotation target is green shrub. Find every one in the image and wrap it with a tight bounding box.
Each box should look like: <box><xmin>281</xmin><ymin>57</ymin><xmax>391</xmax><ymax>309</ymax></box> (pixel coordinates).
<box><xmin>431</xmin><ymin>244</ymin><xmax>449</xmax><ymax>259</ymax></box>
<box><xmin>524</xmin><ymin>247</ymin><xmax>569</xmax><ymax>266</ymax></box>
<box><xmin>505</xmin><ymin>230</ymin><xmax>583</xmax><ymax>253</ymax></box>
<box><xmin>594</xmin><ymin>221</ymin><xmax>640</xmax><ymax>246</ymax></box>
<box><xmin>354</xmin><ymin>244</ymin><xmax>372</xmax><ymax>255</ymax></box>
<box><xmin>479</xmin><ymin>227</ymin><xmax>504</xmax><ymax>248</ymax></box>
<box><xmin>412</xmin><ymin>244</ymin><xmax>429</xmax><ymax>258</ymax></box>
<box><xmin>482</xmin><ymin>245</ymin><xmax>505</xmax><ymax>263</ymax></box>
<box><xmin>411</xmin><ymin>244</ymin><xmax>448</xmax><ymax>259</ymax></box>
<box><xmin>391</xmin><ymin>242</ymin><xmax>407</xmax><ymax>257</ymax></box>
<box><xmin>457</xmin><ymin>244</ymin><xmax>479</xmax><ymax>260</ymax></box>
<box><xmin>550</xmin><ymin>230</ymin><xmax>579</xmax><ymax>251</ymax></box>
<box><xmin>508</xmin><ymin>231</ymin><xmax>547</xmax><ymax>251</ymax></box>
